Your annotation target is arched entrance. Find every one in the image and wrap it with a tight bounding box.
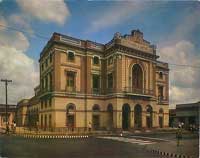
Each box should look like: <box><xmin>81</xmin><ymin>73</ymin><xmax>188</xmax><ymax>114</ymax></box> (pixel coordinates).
<box><xmin>122</xmin><ymin>104</ymin><xmax>131</xmax><ymax>130</ymax></box>
<box><xmin>107</xmin><ymin>104</ymin><xmax>113</xmax><ymax>130</ymax></box>
<box><xmin>66</xmin><ymin>103</ymin><xmax>76</xmax><ymax>130</ymax></box>
<box><xmin>132</xmin><ymin>64</ymin><xmax>143</xmax><ymax>91</ymax></box>
<box><xmin>134</xmin><ymin>104</ymin><xmax>142</xmax><ymax>128</ymax></box>
<box><xmin>92</xmin><ymin>104</ymin><xmax>100</xmax><ymax>130</ymax></box>
<box><xmin>146</xmin><ymin>105</ymin><xmax>153</xmax><ymax>128</ymax></box>
<box><xmin>159</xmin><ymin>108</ymin><xmax>164</xmax><ymax>128</ymax></box>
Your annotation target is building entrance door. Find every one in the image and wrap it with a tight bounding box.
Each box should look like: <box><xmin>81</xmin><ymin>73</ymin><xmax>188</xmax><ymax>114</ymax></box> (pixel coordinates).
<box><xmin>67</xmin><ymin>115</ymin><xmax>75</xmax><ymax>129</ymax></box>
<box><xmin>92</xmin><ymin>115</ymin><xmax>100</xmax><ymax>130</ymax></box>
<box><xmin>146</xmin><ymin>116</ymin><xmax>152</xmax><ymax>128</ymax></box>
<box><xmin>122</xmin><ymin>104</ymin><xmax>130</xmax><ymax>130</ymax></box>
<box><xmin>159</xmin><ymin>116</ymin><xmax>163</xmax><ymax>128</ymax></box>
<box><xmin>134</xmin><ymin>105</ymin><xmax>142</xmax><ymax>128</ymax></box>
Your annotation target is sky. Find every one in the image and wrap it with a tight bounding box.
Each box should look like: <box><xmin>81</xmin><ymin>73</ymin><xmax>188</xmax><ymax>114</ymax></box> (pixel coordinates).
<box><xmin>0</xmin><ymin>0</ymin><xmax>199</xmax><ymax>108</ymax></box>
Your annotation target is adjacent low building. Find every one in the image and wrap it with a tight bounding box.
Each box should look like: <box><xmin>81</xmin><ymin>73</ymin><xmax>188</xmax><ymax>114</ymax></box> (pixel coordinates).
<box><xmin>16</xmin><ymin>29</ymin><xmax>169</xmax><ymax>131</ymax></box>
<box><xmin>0</xmin><ymin>104</ymin><xmax>16</xmax><ymax>127</ymax></box>
<box><xmin>169</xmin><ymin>101</ymin><xmax>200</xmax><ymax>129</ymax></box>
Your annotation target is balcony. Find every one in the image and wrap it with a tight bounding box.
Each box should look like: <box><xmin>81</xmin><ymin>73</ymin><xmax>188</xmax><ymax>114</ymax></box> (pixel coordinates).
<box><xmin>123</xmin><ymin>87</ymin><xmax>154</xmax><ymax>97</ymax></box>
<box><xmin>158</xmin><ymin>96</ymin><xmax>168</xmax><ymax>104</ymax></box>
<box><xmin>92</xmin><ymin>88</ymin><xmax>101</xmax><ymax>95</ymax></box>
<box><xmin>66</xmin><ymin>86</ymin><xmax>78</xmax><ymax>94</ymax></box>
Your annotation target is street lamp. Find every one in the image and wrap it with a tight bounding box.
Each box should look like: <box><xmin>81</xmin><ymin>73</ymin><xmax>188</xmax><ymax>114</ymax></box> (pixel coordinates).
<box><xmin>1</xmin><ymin>79</ymin><xmax>12</xmax><ymax>134</ymax></box>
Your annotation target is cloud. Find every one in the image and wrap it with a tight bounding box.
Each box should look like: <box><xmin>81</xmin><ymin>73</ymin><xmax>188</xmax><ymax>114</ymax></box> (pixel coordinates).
<box><xmin>0</xmin><ymin>31</ymin><xmax>29</xmax><ymax>52</ymax></box>
<box><xmin>0</xmin><ymin>18</ymin><xmax>39</xmax><ymax>105</ymax></box>
<box><xmin>16</xmin><ymin>0</ymin><xmax>70</xmax><ymax>25</ymax></box>
<box><xmin>0</xmin><ymin>16</ymin><xmax>7</xmax><ymax>30</ymax></box>
<box><xmin>0</xmin><ymin>46</ymin><xmax>39</xmax><ymax>104</ymax></box>
<box><xmin>157</xmin><ymin>5</ymin><xmax>200</xmax><ymax>108</ymax></box>
<box><xmin>158</xmin><ymin>40</ymin><xmax>200</xmax><ymax>108</ymax></box>
<box><xmin>160</xmin><ymin>5</ymin><xmax>200</xmax><ymax>47</ymax></box>
<box><xmin>87</xmin><ymin>2</ymin><xmax>145</xmax><ymax>33</ymax></box>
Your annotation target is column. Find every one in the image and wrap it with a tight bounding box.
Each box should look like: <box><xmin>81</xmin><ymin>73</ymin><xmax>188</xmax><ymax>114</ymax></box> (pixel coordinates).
<box><xmin>0</xmin><ymin>115</ymin><xmax>1</xmax><ymax>127</ymax></box>
<box><xmin>152</xmin><ymin>111</ymin><xmax>158</xmax><ymax>127</ymax></box>
<box><xmin>116</xmin><ymin>111</ymin><xmax>122</xmax><ymax>129</ymax></box>
<box><xmin>142</xmin><ymin>111</ymin><xmax>146</xmax><ymax>128</ymax></box>
<box><xmin>130</xmin><ymin>111</ymin><xmax>134</xmax><ymax>128</ymax></box>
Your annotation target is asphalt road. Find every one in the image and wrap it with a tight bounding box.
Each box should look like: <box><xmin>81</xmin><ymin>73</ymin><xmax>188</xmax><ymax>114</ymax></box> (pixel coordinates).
<box><xmin>0</xmin><ymin>135</ymin><xmax>162</xmax><ymax>158</ymax></box>
<box><xmin>0</xmin><ymin>132</ymin><xmax>198</xmax><ymax>158</ymax></box>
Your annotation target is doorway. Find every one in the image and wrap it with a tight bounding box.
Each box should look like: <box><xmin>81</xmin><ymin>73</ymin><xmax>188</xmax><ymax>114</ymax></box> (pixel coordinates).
<box><xmin>122</xmin><ymin>104</ymin><xmax>131</xmax><ymax>130</ymax></box>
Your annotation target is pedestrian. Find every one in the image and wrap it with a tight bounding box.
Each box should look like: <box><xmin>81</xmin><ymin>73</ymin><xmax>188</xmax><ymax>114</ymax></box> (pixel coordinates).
<box><xmin>11</xmin><ymin>121</ymin><xmax>14</xmax><ymax>132</ymax></box>
<box><xmin>13</xmin><ymin>121</ymin><xmax>16</xmax><ymax>133</ymax></box>
<box><xmin>176</xmin><ymin>127</ymin><xmax>182</xmax><ymax>146</ymax></box>
<box><xmin>88</xmin><ymin>122</ymin><xmax>92</xmax><ymax>132</ymax></box>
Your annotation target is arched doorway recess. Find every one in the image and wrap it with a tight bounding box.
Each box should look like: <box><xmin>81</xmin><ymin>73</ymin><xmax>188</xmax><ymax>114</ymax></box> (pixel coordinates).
<box><xmin>107</xmin><ymin>104</ymin><xmax>113</xmax><ymax>130</ymax></box>
<box><xmin>134</xmin><ymin>104</ymin><xmax>142</xmax><ymax>128</ymax></box>
<box><xmin>122</xmin><ymin>104</ymin><xmax>131</xmax><ymax>130</ymax></box>
<box><xmin>146</xmin><ymin>105</ymin><xmax>153</xmax><ymax>128</ymax></box>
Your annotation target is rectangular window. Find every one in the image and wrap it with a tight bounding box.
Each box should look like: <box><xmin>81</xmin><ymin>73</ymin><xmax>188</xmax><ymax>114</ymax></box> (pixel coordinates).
<box><xmin>41</xmin><ymin>115</ymin><xmax>43</xmax><ymax>128</ymax></box>
<box><xmin>41</xmin><ymin>101</ymin><xmax>43</xmax><ymax>109</ymax></box>
<box><xmin>49</xmin><ymin>114</ymin><xmax>52</xmax><ymax>128</ymax></box>
<box><xmin>107</xmin><ymin>73</ymin><xmax>113</xmax><ymax>89</ymax></box>
<box><xmin>49</xmin><ymin>73</ymin><xmax>52</xmax><ymax>91</ymax></box>
<box><xmin>158</xmin><ymin>86</ymin><xmax>164</xmax><ymax>100</ymax></box>
<box><xmin>49</xmin><ymin>98</ymin><xmax>52</xmax><ymax>107</ymax></box>
<box><xmin>108</xmin><ymin>56</ymin><xmax>113</xmax><ymax>65</ymax></box>
<box><xmin>45</xmin><ymin>76</ymin><xmax>48</xmax><ymax>91</ymax></box>
<box><xmin>67</xmin><ymin>72</ymin><xmax>75</xmax><ymax>87</ymax></box>
<box><xmin>45</xmin><ymin>100</ymin><xmax>47</xmax><ymax>108</ymax></box>
<box><xmin>66</xmin><ymin>72</ymin><xmax>76</xmax><ymax>92</ymax></box>
<box><xmin>50</xmin><ymin>54</ymin><xmax>52</xmax><ymax>63</ymax></box>
<box><xmin>93</xmin><ymin>74</ymin><xmax>100</xmax><ymax>93</ymax></box>
<box><xmin>45</xmin><ymin>58</ymin><xmax>48</xmax><ymax>67</ymax></box>
<box><xmin>93</xmin><ymin>56</ymin><xmax>100</xmax><ymax>65</ymax></box>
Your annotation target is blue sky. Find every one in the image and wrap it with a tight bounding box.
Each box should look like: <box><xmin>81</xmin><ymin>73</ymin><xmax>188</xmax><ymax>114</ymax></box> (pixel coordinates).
<box><xmin>0</xmin><ymin>0</ymin><xmax>199</xmax><ymax>107</ymax></box>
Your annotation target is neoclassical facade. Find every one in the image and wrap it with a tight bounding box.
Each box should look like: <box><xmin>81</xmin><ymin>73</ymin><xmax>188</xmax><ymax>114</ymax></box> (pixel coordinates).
<box><xmin>17</xmin><ymin>30</ymin><xmax>169</xmax><ymax>131</ymax></box>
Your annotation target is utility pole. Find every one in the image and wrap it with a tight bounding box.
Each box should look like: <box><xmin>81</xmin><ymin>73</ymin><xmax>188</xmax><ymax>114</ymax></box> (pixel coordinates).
<box><xmin>1</xmin><ymin>79</ymin><xmax>12</xmax><ymax>134</ymax></box>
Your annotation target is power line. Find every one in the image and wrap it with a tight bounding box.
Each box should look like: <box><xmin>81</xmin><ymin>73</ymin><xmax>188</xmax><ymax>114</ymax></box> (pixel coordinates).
<box><xmin>0</xmin><ymin>24</ymin><xmax>49</xmax><ymax>40</ymax></box>
<box><xmin>168</xmin><ymin>63</ymin><xmax>200</xmax><ymax>69</ymax></box>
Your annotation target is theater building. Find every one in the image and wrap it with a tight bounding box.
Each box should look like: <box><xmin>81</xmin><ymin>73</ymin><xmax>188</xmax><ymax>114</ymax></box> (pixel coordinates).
<box><xmin>17</xmin><ymin>29</ymin><xmax>169</xmax><ymax>131</ymax></box>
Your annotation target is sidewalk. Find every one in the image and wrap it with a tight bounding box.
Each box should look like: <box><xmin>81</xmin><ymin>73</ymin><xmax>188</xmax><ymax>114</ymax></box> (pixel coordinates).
<box><xmin>146</xmin><ymin>138</ymin><xmax>199</xmax><ymax>158</ymax></box>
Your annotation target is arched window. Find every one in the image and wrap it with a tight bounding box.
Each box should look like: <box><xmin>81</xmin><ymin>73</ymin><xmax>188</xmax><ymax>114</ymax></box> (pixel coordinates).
<box><xmin>159</xmin><ymin>72</ymin><xmax>163</xmax><ymax>79</ymax></box>
<box><xmin>134</xmin><ymin>104</ymin><xmax>142</xmax><ymax>128</ymax></box>
<box><xmin>159</xmin><ymin>108</ymin><xmax>164</xmax><ymax>128</ymax></box>
<box><xmin>92</xmin><ymin>104</ymin><xmax>100</xmax><ymax>130</ymax></box>
<box><xmin>159</xmin><ymin>108</ymin><xmax>164</xmax><ymax>114</ymax></box>
<box><xmin>93</xmin><ymin>56</ymin><xmax>100</xmax><ymax>65</ymax></box>
<box><xmin>132</xmin><ymin>64</ymin><xmax>143</xmax><ymax>90</ymax></box>
<box><xmin>66</xmin><ymin>103</ymin><xmax>76</xmax><ymax>129</ymax></box>
<box><xmin>92</xmin><ymin>104</ymin><xmax>100</xmax><ymax>112</ymax></box>
<box><xmin>146</xmin><ymin>105</ymin><xmax>153</xmax><ymax>113</ymax></box>
<box><xmin>122</xmin><ymin>104</ymin><xmax>131</xmax><ymax>130</ymax></box>
<box><xmin>108</xmin><ymin>56</ymin><xmax>113</xmax><ymax>65</ymax></box>
<box><xmin>107</xmin><ymin>104</ymin><xmax>113</xmax><ymax>130</ymax></box>
<box><xmin>66</xmin><ymin>103</ymin><xmax>75</xmax><ymax>113</ymax></box>
<box><xmin>146</xmin><ymin>105</ymin><xmax>153</xmax><ymax>128</ymax></box>
<box><xmin>107</xmin><ymin>104</ymin><xmax>113</xmax><ymax>113</ymax></box>
<box><xmin>67</xmin><ymin>51</ymin><xmax>75</xmax><ymax>61</ymax></box>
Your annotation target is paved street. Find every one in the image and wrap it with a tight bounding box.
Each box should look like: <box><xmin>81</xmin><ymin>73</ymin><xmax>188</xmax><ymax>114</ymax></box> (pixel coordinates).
<box><xmin>0</xmin><ymin>135</ymin><xmax>162</xmax><ymax>158</ymax></box>
<box><xmin>0</xmin><ymin>132</ymin><xmax>198</xmax><ymax>158</ymax></box>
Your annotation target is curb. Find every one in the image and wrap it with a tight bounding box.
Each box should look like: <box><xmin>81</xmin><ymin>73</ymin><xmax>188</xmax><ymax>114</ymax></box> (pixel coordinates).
<box><xmin>13</xmin><ymin>134</ymin><xmax>89</xmax><ymax>139</ymax></box>
<box><xmin>147</xmin><ymin>148</ymin><xmax>194</xmax><ymax>158</ymax></box>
